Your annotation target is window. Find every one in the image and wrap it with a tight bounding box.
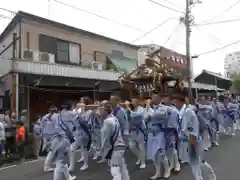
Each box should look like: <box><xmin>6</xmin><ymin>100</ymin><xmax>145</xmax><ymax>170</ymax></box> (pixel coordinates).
<box><xmin>56</xmin><ymin>40</ymin><xmax>69</xmax><ymax>62</ymax></box>
<box><xmin>39</xmin><ymin>34</ymin><xmax>56</xmax><ymax>54</ymax></box>
<box><xmin>0</xmin><ymin>97</ymin><xmax>2</xmax><ymax>110</ymax></box>
<box><xmin>26</xmin><ymin>32</ymin><xmax>30</xmax><ymax>50</ymax></box>
<box><xmin>69</xmin><ymin>43</ymin><xmax>81</xmax><ymax>64</ymax></box>
<box><xmin>112</xmin><ymin>50</ymin><xmax>123</xmax><ymax>57</ymax></box>
<box><xmin>39</xmin><ymin>34</ymin><xmax>81</xmax><ymax>64</ymax></box>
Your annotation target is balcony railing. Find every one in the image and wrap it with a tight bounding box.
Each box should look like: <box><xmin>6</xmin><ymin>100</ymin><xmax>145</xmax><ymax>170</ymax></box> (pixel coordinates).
<box><xmin>5</xmin><ymin>58</ymin><xmax>121</xmax><ymax>81</ymax></box>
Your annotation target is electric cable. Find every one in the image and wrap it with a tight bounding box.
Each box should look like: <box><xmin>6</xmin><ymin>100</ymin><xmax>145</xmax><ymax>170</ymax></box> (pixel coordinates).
<box><xmin>52</xmin><ymin>0</ymin><xmax>143</xmax><ymax>32</ymax></box>
<box><xmin>0</xmin><ymin>4</ymin><xmax>144</xmax><ymax>33</ymax></box>
<box><xmin>194</xmin><ymin>18</ymin><xmax>240</xmax><ymax>26</ymax></box>
<box><xmin>201</xmin><ymin>0</ymin><xmax>240</xmax><ymax>23</ymax></box>
<box><xmin>196</xmin><ymin>39</ymin><xmax>240</xmax><ymax>56</ymax></box>
<box><xmin>148</xmin><ymin>0</ymin><xmax>184</xmax><ymax>13</ymax></box>
<box><xmin>130</xmin><ymin>17</ymin><xmax>178</xmax><ymax>43</ymax></box>
<box><xmin>162</xmin><ymin>22</ymin><xmax>181</xmax><ymax>46</ymax></box>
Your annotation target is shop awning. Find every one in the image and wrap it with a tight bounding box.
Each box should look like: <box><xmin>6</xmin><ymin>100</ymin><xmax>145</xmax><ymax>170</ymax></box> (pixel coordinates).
<box><xmin>108</xmin><ymin>56</ymin><xmax>138</xmax><ymax>73</ymax></box>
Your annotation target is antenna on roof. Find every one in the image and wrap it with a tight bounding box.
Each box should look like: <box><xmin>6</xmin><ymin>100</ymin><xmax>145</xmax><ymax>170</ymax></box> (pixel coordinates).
<box><xmin>48</xmin><ymin>0</ymin><xmax>51</xmax><ymax>18</ymax></box>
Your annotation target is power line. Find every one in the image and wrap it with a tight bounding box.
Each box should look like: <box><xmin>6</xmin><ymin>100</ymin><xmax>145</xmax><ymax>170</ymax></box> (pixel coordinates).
<box><xmin>194</xmin><ymin>18</ymin><xmax>240</xmax><ymax>26</ymax></box>
<box><xmin>130</xmin><ymin>18</ymin><xmax>177</xmax><ymax>43</ymax></box>
<box><xmin>192</xmin><ymin>23</ymin><xmax>223</xmax><ymax>46</ymax></box>
<box><xmin>162</xmin><ymin>0</ymin><xmax>183</xmax><ymax>10</ymax></box>
<box><xmin>0</xmin><ymin>8</ymin><xmax>17</xmax><ymax>15</ymax></box>
<box><xmin>148</xmin><ymin>0</ymin><xmax>184</xmax><ymax>13</ymax></box>
<box><xmin>162</xmin><ymin>22</ymin><xmax>181</xmax><ymax>45</ymax></box>
<box><xmin>0</xmin><ymin>14</ymin><xmax>12</xmax><ymax>20</ymax></box>
<box><xmin>196</xmin><ymin>39</ymin><xmax>240</xmax><ymax>56</ymax></box>
<box><xmin>52</xmin><ymin>0</ymin><xmax>144</xmax><ymax>32</ymax></box>
<box><xmin>201</xmin><ymin>0</ymin><xmax>240</xmax><ymax>23</ymax></box>
<box><xmin>0</xmin><ymin>3</ymin><xmax>144</xmax><ymax>33</ymax></box>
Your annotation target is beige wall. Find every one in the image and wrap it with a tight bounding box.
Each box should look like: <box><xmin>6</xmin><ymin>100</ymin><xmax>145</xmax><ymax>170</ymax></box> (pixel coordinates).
<box><xmin>21</xmin><ymin>19</ymin><xmax>138</xmax><ymax>68</ymax></box>
<box><xmin>0</xmin><ymin>24</ymin><xmax>21</xmax><ymax>78</ymax></box>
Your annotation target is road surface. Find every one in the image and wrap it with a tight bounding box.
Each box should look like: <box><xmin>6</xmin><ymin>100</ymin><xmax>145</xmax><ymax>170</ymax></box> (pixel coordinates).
<box><xmin>1</xmin><ymin>132</ymin><xmax>240</xmax><ymax>180</ymax></box>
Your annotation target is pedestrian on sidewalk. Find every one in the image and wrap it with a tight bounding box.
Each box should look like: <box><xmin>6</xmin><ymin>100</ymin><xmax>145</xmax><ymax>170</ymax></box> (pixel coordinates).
<box><xmin>15</xmin><ymin>121</ymin><xmax>26</xmax><ymax>162</ymax></box>
<box><xmin>3</xmin><ymin>109</ymin><xmax>14</xmax><ymax>159</ymax></box>
<box><xmin>0</xmin><ymin>114</ymin><xmax>5</xmax><ymax>165</ymax></box>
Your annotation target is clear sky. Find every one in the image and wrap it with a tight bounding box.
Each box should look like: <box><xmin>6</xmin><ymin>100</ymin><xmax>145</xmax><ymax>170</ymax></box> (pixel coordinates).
<box><xmin>1</xmin><ymin>0</ymin><xmax>240</xmax><ymax>76</ymax></box>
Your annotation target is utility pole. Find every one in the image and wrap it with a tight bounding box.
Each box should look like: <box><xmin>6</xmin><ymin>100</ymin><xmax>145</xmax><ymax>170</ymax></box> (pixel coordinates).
<box><xmin>183</xmin><ymin>0</ymin><xmax>201</xmax><ymax>103</ymax></box>
<box><xmin>12</xmin><ymin>33</ymin><xmax>19</xmax><ymax>120</ymax></box>
<box><xmin>185</xmin><ymin>0</ymin><xmax>192</xmax><ymax>102</ymax></box>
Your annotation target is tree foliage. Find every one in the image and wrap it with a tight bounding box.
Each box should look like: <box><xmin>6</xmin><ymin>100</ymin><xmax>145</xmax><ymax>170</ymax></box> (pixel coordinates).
<box><xmin>231</xmin><ymin>73</ymin><xmax>240</xmax><ymax>92</ymax></box>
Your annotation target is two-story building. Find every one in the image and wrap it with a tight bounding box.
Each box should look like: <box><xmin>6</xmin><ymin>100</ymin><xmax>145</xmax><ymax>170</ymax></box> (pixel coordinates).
<box><xmin>0</xmin><ymin>11</ymin><xmax>139</xmax><ymax>122</ymax></box>
<box><xmin>138</xmin><ymin>44</ymin><xmax>188</xmax><ymax>78</ymax></box>
<box><xmin>137</xmin><ymin>44</ymin><xmax>218</xmax><ymax>98</ymax></box>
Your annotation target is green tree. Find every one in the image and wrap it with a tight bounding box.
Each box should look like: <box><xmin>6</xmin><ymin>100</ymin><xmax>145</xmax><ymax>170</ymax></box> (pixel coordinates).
<box><xmin>231</xmin><ymin>73</ymin><xmax>240</xmax><ymax>92</ymax></box>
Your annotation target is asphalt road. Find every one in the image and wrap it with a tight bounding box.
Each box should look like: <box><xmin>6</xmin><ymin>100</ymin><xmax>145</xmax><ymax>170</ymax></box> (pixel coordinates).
<box><xmin>1</xmin><ymin>132</ymin><xmax>240</xmax><ymax>180</ymax></box>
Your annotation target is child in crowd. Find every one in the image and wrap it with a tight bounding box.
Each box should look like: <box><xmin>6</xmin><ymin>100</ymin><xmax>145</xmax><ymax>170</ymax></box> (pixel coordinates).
<box><xmin>0</xmin><ymin>119</ymin><xmax>5</xmax><ymax>165</ymax></box>
<box><xmin>15</xmin><ymin>121</ymin><xmax>26</xmax><ymax>161</ymax></box>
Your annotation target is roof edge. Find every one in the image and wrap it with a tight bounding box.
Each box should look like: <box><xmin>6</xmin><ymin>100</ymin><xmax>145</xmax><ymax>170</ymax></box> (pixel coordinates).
<box><xmin>0</xmin><ymin>11</ymin><xmax>140</xmax><ymax>49</ymax></box>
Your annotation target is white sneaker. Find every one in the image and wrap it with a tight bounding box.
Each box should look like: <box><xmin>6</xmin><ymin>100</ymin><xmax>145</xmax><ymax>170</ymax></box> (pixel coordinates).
<box><xmin>150</xmin><ymin>173</ymin><xmax>160</xmax><ymax>180</ymax></box>
<box><xmin>174</xmin><ymin>162</ymin><xmax>181</xmax><ymax>172</ymax></box>
<box><xmin>92</xmin><ymin>154</ymin><xmax>98</xmax><ymax>160</ymax></box>
<box><xmin>80</xmin><ymin>164</ymin><xmax>88</xmax><ymax>171</ymax></box>
<box><xmin>68</xmin><ymin>176</ymin><xmax>76</xmax><ymax>180</ymax></box>
<box><xmin>77</xmin><ymin>158</ymin><xmax>84</xmax><ymax>163</ymax></box>
<box><xmin>164</xmin><ymin>168</ymin><xmax>171</xmax><ymax>178</ymax></box>
<box><xmin>44</xmin><ymin>167</ymin><xmax>54</xmax><ymax>172</ymax></box>
<box><xmin>97</xmin><ymin>159</ymin><xmax>106</xmax><ymax>164</ymax></box>
<box><xmin>135</xmin><ymin>160</ymin><xmax>141</xmax><ymax>166</ymax></box>
<box><xmin>68</xmin><ymin>166</ymin><xmax>74</xmax><ymax>172</ymax></box>
<box><xmin>139</xmin><ymin>163</ymin><xmax>146</xmax><ymax>169</ymax></box>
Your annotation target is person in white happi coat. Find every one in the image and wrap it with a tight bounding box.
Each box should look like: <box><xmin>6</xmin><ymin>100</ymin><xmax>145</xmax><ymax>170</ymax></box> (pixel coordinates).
<box><xmin>128</xmin><ymin>98</ymin><xmax>147</xmax><ymax>169</ymax></box>
<box><xmin>197</xmin><ymin>96</ymin><xmax>213</xmax><ymax>151</ymax></box>
<box><xmin>177</xmin><ymin>102</ymin><xmax>189</xmax><ymax>164</ymax></box>
<box><xmin>162</xmin><ymin>95</ymin><xmax>181</xmax><ymax>172</ymax></box>
<box><xmin>68</xmin><ymin>105</ymin><xmax>92</xmax><ymax>171</ymax></box>
<box><xmin>174</xmin><ymin>92</ymin><xmax>203</xmax><ymax>180</ymax></box>
<box><xmin>99</xmin><ymin>102</ymin><xmax>130</xmax><ymax>180</ymax></box>
<box><xmin>37</xmin><ymin>104</ymin><xmax>77</xmax><ymax>180</ymax></box>
<box><xmin>146</xmin><ymin>92</ymin><xmax>171</xmax><ymax>179</ymax></box>
<box><xmin>38</xmin><ymin>106</ymin><xmax>58</xmax><ymax>172</ymax></box>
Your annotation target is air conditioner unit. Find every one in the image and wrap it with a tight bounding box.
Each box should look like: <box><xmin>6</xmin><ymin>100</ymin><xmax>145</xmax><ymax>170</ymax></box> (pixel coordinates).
<box><xmin>39</xmin><ymin>52</ymin><xmax>49</xmax><ymax>62</ymax></box>
<box><xmin>33</xmin><ymin>52</ymin><xmax>39</xmax><ymax>62</ymax></box>
<box><xmin>23</xmin><ymin>50</ymin><xmax>34</xmax><ymax>60</ymax></box>
<box><xmin>49</xmin><ymin>54</ymin><xmax>55</xmax><ymax>63</ymax></box>
<box><xmin>91</xmin><ymin>62</ymin><xmax>103</xmax><ymax>70</ymax></box>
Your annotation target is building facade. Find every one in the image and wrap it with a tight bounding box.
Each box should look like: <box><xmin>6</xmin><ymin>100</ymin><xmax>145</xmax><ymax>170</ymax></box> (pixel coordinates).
<box><xmin>224</xmin><ymin>51</ymin><xmax>240</xmax><ymax>77</ymax></box>
<box><xmin>138</xmin><ymin>44</ymin><xmax>188</xmax><ymax>78</ymax></box>
<box><xmin>0</xmin><ymin>11</ymin><xmax>139</xmax><ymax>123</ymax></box>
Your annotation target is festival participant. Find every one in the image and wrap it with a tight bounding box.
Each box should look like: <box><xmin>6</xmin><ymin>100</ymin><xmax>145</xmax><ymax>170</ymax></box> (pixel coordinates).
<box><xmin>223</xmin><ymin>96</ymin><xmax>237</xmax><ymax>135</ymax></box>
<box><xmin>90</xmin><ymin>105</ymin><xmax>103</xmax><ymax>161</ymax></box>
<box><xmin>109</xmin><ymin>95</ymin><xmax>128</xmax><ymax>137</ymax></box>
<box><xmin>68</xmin><ymin>109</ymin><xmax>86</xmax><ymax>172</ymax></box>
<box><xmin>99</xmin><ymin>102</ymin><xmax>130</xmax><ymax>180</ymax></box>
<box><xmin>211</xmin><ymin>99</ymin><xmax>220</xmax><ymax>146</ymax></box>
<box><xmin>40</xmin><ymin>105</ymin><xmax>58</xmax><ymax>172</ymax></box>
<box><xmin>146</xmin><ymin>92</ymin><xmax>171</xmax><ymax>179</ymax></box>
<box><xmin>197</xmin><ymin>96</ymin><xmax>212</xmax><ymax>151</ymax></box>
<box><xmin>215</xmin><ymin>95</ymin><xmax>226</xmax><ymax>134</ymax></box>
<box><xmin>55</xmin><ymin>103</ymin><xmax>77</xmax><ymax>180</ymax></box>
<box><xmin>128</xmin><ymin>98</ymin><xmax>147</xmax><ymax>169</ymax></box>
<box><xmin>174</xmin><ymin>90</ymin><xmax>203</xmax><ymax>180</ymax></box>
<box><xmin>178</xmin><ymin>102</ymin><xmax>189</xmax><ymax>164</ymax></box>
<box><xmin>70</xmin><ymin>101</ymin><xmax>92</xmax><ymax>171</ymax></box>
<box><xmin>162</xmin><ymin>95</ymin><xmax>180</xmax><ymax>172</ymax></box>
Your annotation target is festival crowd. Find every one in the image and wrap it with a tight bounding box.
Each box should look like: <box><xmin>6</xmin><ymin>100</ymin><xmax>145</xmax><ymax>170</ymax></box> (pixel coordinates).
<box><xmin>26</xmin><ymin>91</ymin><xmax>239</xmax><ymax>180</ymax></box>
